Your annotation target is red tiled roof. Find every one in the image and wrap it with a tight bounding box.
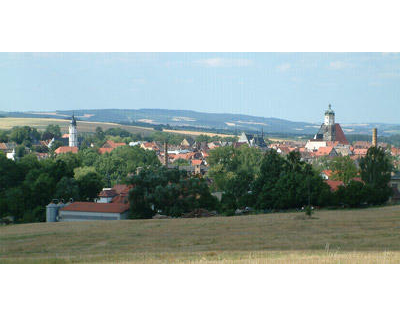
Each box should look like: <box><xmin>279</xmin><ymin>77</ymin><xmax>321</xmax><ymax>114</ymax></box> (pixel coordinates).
<box><xmin>99</xmin><ymin>147</ymin><xmax>114</xmax><ymax>154</ymax></box>
<box><xmin>322</xmin><ymin>169</ymin><xmax>333</xmax><ymax>177</ymax></box>
<box><xmin>111</xmin><ymin>195</ymin><xmax>128</xmax><ymax>204</ymax></box>
<box><xmin>391</xmin><ymin>148</ymin><xmax>400</xmax><ymax>156</ymax></box>
<box><xmin>278</xmin><ymin>146</ymin><xmax>291</xmax><ymax>154</ymax></box>
<box><xmin>98</xmin><ymin>189</ymin><xmax>117</xmax><ymax>197</ymax></box>
<box><xmin>191</xmin><ymin>159</ymin><xmax>203</xmax><ymax>166</ymax></box>
<box><xmin>353</xmin><ymin>141</ymin><xmax>372</xmax><ymax>149</ymax></box>
<box><xmin>353</xmin><ymin>148</ymin><xmax>368</xmax><ymax>156</ymax></box>
<box><xmin>35</xmin><ymin>153</ymin><xmax>49</xmax><ymax>159</ymax></box>
<box><xmin>326</xmin><ymin>141</ymin><xmax>339</xmax><ymax>147</ymax></box>
<box><xmin>313</xmin><ymin>146</ymin><xmax>335</xmax><ymax>157</ymax></box>
<box><xmin>62</xmin><ymin>133</ymin><xmax>69</xmax><ymax>138</ymax></box>
<box><xmin>54</xmin><ymin>146</ymin><xmax>78</xmax><ymax>154</ymax></box>
<box><xmin>334</xmin><ymin>124</ymin><xmax>349</xmax><ymax>145</ymax></box>
<box><xmin>325</xmin><ymin>180</ymin><xmax>344</xmax><ymax>192</ymax></box>
<box><xmin>0</xmin><ymin>143</ymin><xmax>7</xmax><ymax>150</ymax></box>
<box><xmin>173</xmin><ymin>152</ymin><xmax>195</xmax><ymax>161</ymax></box>
<box><xmin>61</xmin><ymin>202</ymin><xmax>129</xmax><ymax>213</ymax></box>
<box><xmin>112</xmin><ymin>184</ymin><xmax>132</xmax><ymax>195</ymax></box>
<box><xmin>102</xmin><ymin>140</ymin><xmax>126</xmax><ymax>149</ymax></box>
<box><xmin>141</xmin><ymin>142</ymin><xmax>159</xmax><ymax>150</ymax></box>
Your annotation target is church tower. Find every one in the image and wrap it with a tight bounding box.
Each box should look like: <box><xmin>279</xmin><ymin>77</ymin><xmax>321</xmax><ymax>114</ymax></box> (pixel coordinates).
<box><xmin>69</xmin><ymin>114</ymin><xmax>78</xmax><ymax>147</ymax></box>
<box><xmin>324</xmin><ymin>104</ymin><xmax>335</xmax><ymax>126</ymax></box>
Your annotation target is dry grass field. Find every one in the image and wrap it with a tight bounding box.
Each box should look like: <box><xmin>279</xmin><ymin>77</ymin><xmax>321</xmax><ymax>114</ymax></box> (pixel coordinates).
<box><xmin>0</xmin><ymin>117</ymin><xmax>235</xmax><ymax>138</ymax></box>
<box><xmin>1</xmin><ymin>205</ymin><xmax>400</xmax><ymax>263</ymax></box>
<box><xmin>0</xmin><ymin>117</ymin><xmax>154</xmax><ymax>135</ymax></box>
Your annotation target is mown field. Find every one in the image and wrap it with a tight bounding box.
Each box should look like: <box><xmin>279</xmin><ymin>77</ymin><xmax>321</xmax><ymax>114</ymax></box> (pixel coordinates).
<box><xmin>1</xmin><ymin>205</ymin><xmax>400</xmax><ymax>263</ymax></box>
<box><xmin>0</xmin><ymin>117</ymin><xmax>235</xmax><ymax>138</ymax></box>
<box><xmin>0</xmin><ymin>117</ymin><xmax>154</xmax><ymax>135</ymax></box>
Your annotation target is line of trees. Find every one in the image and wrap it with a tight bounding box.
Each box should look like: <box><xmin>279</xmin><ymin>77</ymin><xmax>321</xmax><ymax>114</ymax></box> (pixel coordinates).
<box><xmin>207</xmin><ymin>145</ymin><xmax>393</xmax><ymax>213</ymax></box>
<box><xmin>0</xmin><ymin>144</ymin><xmax>161</xmax><ymax>223</ymax></box>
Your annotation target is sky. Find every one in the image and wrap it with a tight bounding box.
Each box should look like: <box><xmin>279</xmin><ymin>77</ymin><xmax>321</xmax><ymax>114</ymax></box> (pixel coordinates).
<box><xmin>0</xmin><ymin>52</ymin><xmax>399</xmax><ymax>124</ymax></box>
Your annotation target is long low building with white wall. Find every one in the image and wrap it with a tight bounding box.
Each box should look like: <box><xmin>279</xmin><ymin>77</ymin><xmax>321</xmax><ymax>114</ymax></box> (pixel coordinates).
<box><xmin>58</xmin><ymin>202</ymin><xmax>130</xmax><ymax>221</ymax></box>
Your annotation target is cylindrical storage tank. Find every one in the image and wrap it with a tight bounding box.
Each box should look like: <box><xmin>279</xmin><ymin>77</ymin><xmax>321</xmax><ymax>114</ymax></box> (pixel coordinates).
<box><xmin>46</xmin><ymin>202</ymin><xmax>59</xmax><ymax>222</ymax></box>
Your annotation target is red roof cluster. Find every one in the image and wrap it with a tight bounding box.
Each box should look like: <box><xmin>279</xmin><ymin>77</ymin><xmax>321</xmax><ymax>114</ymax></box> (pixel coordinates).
<box><xmin>325</xmin><ymin>177</ymin><xmax>363</xmax><ymax>191</ymax></box>
<box><xmin>99</xmin><ymin>140</ymin><xmax>126</xmax><ymax>154</ymax></box>
<box><xmin>312</xmin><ymin>146</ymin><xmax>335</xmax><ymax>157</ymax></box>
<box><xmin>54</xmin><ymin>146</ymin><xmax>78</xmax><ymax>154</ymax></box>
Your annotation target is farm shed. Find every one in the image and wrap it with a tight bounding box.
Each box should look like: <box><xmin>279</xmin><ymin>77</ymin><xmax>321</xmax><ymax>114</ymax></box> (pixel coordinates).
<box><xmin>59</xmin><ymin>202</ymin><xmax>130</xmax><ymax>222</ymax></box>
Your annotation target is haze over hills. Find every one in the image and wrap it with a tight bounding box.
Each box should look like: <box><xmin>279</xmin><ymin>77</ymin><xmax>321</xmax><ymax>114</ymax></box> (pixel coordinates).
<box><xmin>1</xmin><ymin>108</ymin><xmax>400</xmax><ymax>136</ymax></box>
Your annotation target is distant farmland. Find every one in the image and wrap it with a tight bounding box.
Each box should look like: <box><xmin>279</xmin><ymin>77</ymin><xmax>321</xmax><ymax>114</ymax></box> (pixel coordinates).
<box><xmin>1</xmin><ymin>206</ymin><xmax>400</xmax><ymax>263</ymax></box>
<box><xmin>0</xmin><ymin>117</ymin><xmax>236</xmax><ymax>138</ymax></box>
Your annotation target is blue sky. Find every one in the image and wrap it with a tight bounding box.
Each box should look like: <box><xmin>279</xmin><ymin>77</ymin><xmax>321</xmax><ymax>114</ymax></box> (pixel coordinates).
<box><xmin>0</xmin><ymin>52</ymin><xmax>399</xmax><ymax>123</ymax></box>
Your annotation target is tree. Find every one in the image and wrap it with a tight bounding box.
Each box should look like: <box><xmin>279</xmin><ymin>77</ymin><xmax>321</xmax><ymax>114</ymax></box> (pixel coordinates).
<box><xmin>15</xmin><ymin>145</ymin><xmax>26</xmax><ymax>158</ymax></box>
<box><xmin>335</xmin><ymin>180</ymin><xmax>368</xmax><ymax>208</ymax></box>
<box><xmin>128</xmin><ymin>167</ymin><xmax>217</xmax><ymax>219</ymax></box>
<box><xmin>0</xmin><ymin>154</ymin><xmax>23</xmax><ymax>193</ymax></box>
<box><xmin>330</xmin><ymin>156</ymin><xmax>358</xmax><ymax>184</ymax></box>
<box><xmin>95</xmin><ymin>127</ymin><xmax>105</xmax><ymax>141</ymax></box>
<box><xmin>253</xmin><ymin>151</ymin><xmax>332</xmax><ymax>210</ymax></box>
<box><xmin>77</xmin><ymin>171</ymin><xmax>104</xmax><ymax>201</ymax></box>
<box><xmin>56</xmin><ymin>152</ymin><xmax>81</xmax><ymax>176</ymax></box>
<box><xmin>173</xmin><ymin>158</ymin><xmax>190</xmax><ymax>166</ymax></box>
<box><xmin>54</xmin><ymin>177</ymin><xmax>80</xmax><ymax>202</ymax></box>
<box><xmin>252</xmin><ymin>150</ymin><xmax>286</xmax><ymax>209</ymax></box>
<box><xmin>77</xmin><ymin>148</ymin><xmax>99</xmax><ymax>166</ymax></box>
<box><xmin>74</xmin><ymin>166</ymin><xmax>97</xmax><ymax>181</ymax></box>
<box><xmin>42</xmin><ymin>124</ymin><xmax>61</xmax><ymax>140</ymax></box>
<box><xmin>0</xmin><ymin>130</ymin><xmax>9</xmax><ymax>142</ymax></box>
<box><xmin>9</xmin><ymin>126</ymin><xmax>40</xmax><ymax>145</ymax></box>
<box><xmin>207</xmin><ymin>145</ymin><xmax>262</xmax><ymax>193</ymax></box>
<box><xmin>360</xmin><ymin>146</ymin><xmax>393</xmax><ymax>204</ymax></box>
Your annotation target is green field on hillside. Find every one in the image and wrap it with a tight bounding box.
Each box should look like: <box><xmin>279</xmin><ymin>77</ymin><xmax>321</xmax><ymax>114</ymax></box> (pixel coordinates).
<box><xmin>1</xmin><ymin>205</ymin><xmax>400</xmax><ymax>263</ymax></box>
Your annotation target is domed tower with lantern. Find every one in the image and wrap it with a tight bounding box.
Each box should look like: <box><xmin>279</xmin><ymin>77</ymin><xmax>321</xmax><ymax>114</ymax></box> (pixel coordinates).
<box><xmin>305</xmin><ymin>104</ymin><xmax>349</xmax><ymax>151</ymax></box>
<box><xmin>324</xmin><ymin>104</ymin><xmax>335</xmax><ymax>126</ymax></box>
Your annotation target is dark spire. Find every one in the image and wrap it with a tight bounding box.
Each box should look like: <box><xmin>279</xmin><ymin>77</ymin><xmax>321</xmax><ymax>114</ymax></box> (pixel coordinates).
<box><xmin>71</xmin><ymin>112</ymin><xmax>77</xmax><ymax>126</ymax></box>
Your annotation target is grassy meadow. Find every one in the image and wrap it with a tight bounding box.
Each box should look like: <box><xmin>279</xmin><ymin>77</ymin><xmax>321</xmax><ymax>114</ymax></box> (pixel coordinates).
<box><xmin>1</xmin><ymin>205</ymin><xmax>400</xmax><ymax>263</ymax></box>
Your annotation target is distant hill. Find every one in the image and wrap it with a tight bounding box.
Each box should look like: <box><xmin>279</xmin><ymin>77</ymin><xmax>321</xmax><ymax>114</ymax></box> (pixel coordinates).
<box><xmin>2</xmin><ymin>108</ymin><xmax>400</xmax><ymax>136</ymax></box>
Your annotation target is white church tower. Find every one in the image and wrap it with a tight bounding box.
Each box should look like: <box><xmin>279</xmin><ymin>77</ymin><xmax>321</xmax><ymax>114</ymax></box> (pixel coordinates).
<box><xmin>69</xmin><ymin>114</ymin><xmax>78</xmax><ymax>147</ymax></box>
<box><xmin>324</xmin><ymin>104</ymin><xmax>335</xmax><ymax>126</ymax></box>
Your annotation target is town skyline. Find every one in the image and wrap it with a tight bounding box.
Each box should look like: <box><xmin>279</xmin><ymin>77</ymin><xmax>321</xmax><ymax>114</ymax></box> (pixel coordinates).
<box><xmin>1</xmin><ymin>53</ymin><xmax>399</xmax><ymax>124</ymax></box>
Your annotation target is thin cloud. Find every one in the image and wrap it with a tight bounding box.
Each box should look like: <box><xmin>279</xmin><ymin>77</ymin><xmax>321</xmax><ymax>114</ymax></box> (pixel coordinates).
<box><xmin>277</xmin><ymin>63</ymin><xmax>291</xmax><ymax>72</ymax></box>
<box><xmin>193</xmin><ymin>58</ymin><xmax>253</xmax><ymax>67</ymax></box>
<box><xmin>329</xmin><ymin>61</ymin><xmax>353</xmax><ymax>70</ymax></box>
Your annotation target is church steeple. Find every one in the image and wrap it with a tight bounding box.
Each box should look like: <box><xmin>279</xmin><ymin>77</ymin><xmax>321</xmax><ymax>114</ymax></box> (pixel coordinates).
<box><xmin>324</xmin><ymin>104</ymin><xmax>335</xmax><ymax>126</ymax></box>
<box><xmin>69</xmin><ymin>113</ymin><xmax>78</xmax><ymax>147</ymax></box>
<box><xmin>70</xmin><ymin>113</ymin><xmax>77</xmax><ymax>127</ymax></box>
